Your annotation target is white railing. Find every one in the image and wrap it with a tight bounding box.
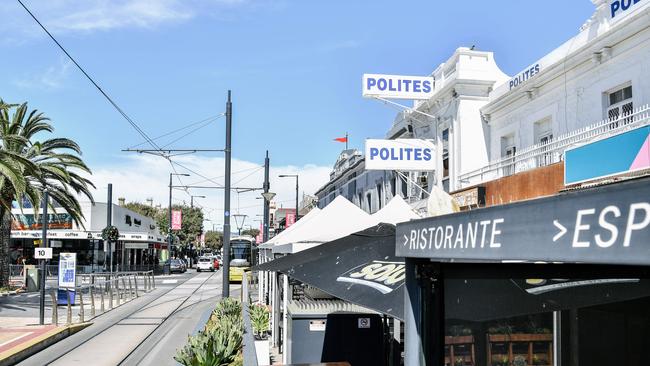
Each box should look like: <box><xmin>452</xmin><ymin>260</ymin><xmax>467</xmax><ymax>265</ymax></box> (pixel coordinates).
<box><xmin>459</xmin><ymin>104</ymin><xmax>650</xmax><ymax>187</ymax></box>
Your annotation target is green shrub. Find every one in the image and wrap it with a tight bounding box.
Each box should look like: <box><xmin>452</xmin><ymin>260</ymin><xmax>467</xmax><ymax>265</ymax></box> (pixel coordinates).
<box><xmin>249</xmin><ymin>304</ymin><xmax>270</xmax><ymax>338</ymax></box>
<box><xmin>175</xmin><ymin>298</ymin><xmax>244</xmax><ymax>366</ymax></box>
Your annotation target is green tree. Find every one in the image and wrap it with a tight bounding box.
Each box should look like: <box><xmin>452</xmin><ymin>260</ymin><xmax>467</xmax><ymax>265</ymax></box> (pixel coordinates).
<box><xmin>124</xmin><ymin>201</ymin><xmax>160</xmax><ymax>219</ymax></box>
<box><xmin>0</xmin><ymin>101</ymin><xmax>94</xmax><ymax>286</ymax></box>
<box><xmin>157</xmin><ymin>204</ymin><xmax>204</xmax><ymax>246</ymax></box>
<box><xmin>204</xmin><ymin>230</ymin><xmax>223</xmax><ymax>250</ymax></box>
<box><xmin>241</xmin><ymin>228</ymin><xmax>260</xmax><ymax>238</ymax></box>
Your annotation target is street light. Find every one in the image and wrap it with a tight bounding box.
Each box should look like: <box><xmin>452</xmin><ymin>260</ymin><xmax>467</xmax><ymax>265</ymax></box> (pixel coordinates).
<box><xmin>190</xmin><ymin>195</ymin><xmax>206</xmax><ymax>208</ymax></box>
<box><xmin>169</xmin><ymin>173</ymin><xmax>190</xmax><ymax>254</ymax></box>
<box><xmin>232</xmin><ymin>213</ymin><xmax>247</xmax><ymax>235</ymax></box>
<box><xmin>278</xmin><ymin>174</ymin><xmax>299</xmax><ymax>224</ymax></box>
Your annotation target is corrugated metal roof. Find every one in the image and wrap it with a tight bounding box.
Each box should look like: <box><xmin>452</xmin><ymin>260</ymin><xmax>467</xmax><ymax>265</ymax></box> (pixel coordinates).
<box><xmin>288</xmin><ymin>298</ymin><xmax>378</xmax><ymax>316</ymax></box>
<box><xmin>561</xmin><ymin>169</ymin><xmax>650</xmax><ymax>192</ymax></box>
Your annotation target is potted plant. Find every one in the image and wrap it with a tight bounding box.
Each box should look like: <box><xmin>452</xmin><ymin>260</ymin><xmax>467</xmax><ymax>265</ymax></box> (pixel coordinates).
<box><xmin>249</xmin><ymin>303</ymin><xmax>270</xmax><ymax>365</ymax></box>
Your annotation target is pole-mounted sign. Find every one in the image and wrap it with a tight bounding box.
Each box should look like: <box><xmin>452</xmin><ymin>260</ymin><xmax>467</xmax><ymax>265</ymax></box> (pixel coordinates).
<box><xmin>171</xmin><ymin>210</ymin><xmax>182</xmax><ymax>230</ymax></box>
<box><xmin>396</xmin><ymin>178</ymin><xmax>650</xmax><ymax>266</ymax></box>
<box><xmin>365</xmin><ymin>139</ymin><xmax>436</xmax><ymax>171</ymax></box>
<box><xmin>362</xmin><ymin>74</ymin><xmax>434</xmax><ymax>100</ymax></box>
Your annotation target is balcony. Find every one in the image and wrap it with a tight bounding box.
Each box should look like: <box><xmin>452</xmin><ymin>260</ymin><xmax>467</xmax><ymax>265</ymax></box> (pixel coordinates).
<box><xmin>459</xmin><ymin>104</ymin><xmax>650</xmax><ymax>188</ymax></box>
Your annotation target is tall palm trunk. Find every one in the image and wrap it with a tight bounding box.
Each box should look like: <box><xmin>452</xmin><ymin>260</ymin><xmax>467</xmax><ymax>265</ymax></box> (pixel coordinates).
<box><xmin>0</xmin><ymin>207</ymin><xmax>11</xmax><ymax>288</ymax></box>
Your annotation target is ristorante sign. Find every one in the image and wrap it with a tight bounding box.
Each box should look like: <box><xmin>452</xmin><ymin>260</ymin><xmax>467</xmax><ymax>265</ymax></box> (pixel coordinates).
<box><xmin>396</xmin><ymin>178</ymin><xmax>650</xmax><ymax>265</ymax></box>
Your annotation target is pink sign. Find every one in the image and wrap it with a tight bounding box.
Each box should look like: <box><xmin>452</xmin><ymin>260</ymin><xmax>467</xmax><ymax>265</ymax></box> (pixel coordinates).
<box><xmin>285</xmin><ymin>212</ymin><xmax>296</xmax><ymax>228</ymax></box>
<box><xmin>171</xmin><ymin>210</ymin><xmax>182</xmax><ymax>230</ymax></box>
<box><xmin>256</xmin><ymin>223</ymin><xmax>263</xmax><ymax>243</ymax></box>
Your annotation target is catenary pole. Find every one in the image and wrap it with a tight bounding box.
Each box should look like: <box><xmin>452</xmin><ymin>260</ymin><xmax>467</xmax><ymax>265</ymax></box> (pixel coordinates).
<box><xmin>263</xmin><ymin>151</ymin><xmax>270</xmax><ymax>242</ymax></box>
<box><xmin>295</xmin><ymin>176</ymin><xmax>299</xmax><ymax>222</ymax></box>
<box><xmin>168</xmin><ymin>173</ymin><xmax>173</xmax><ymax>255</ymax></box>
<box><xmin>38</xmin><ymin>190</ymin><xmax>48</xmax><ymax>325</ymax></box>
<box><xmin>107</xmin><ymin>184</ymin><xmax>112</xmax><ymax>272</ymax></box>
<box><xmin>223</xmin><ymin>90</ymin><xmax>232</xmax><ymax>298</ymax></box>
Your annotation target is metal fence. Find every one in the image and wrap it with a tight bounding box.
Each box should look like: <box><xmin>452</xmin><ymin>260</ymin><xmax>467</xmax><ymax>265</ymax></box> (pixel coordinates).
<box><xmin>48</xmin><ymin>271</ymin><xmax>156</xmax><ymax>326</ymax></box>
<box><xmin>459</xmin><ymin>104</ymin><xmax>650</xmax><ymax>187</ymax></box>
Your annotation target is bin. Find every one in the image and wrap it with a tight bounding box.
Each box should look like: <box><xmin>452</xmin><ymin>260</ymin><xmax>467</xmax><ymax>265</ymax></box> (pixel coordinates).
<box><xmin>26</xmin><ymin>267</ymin><xmax>39</xmax><ymax>292</ymax></box>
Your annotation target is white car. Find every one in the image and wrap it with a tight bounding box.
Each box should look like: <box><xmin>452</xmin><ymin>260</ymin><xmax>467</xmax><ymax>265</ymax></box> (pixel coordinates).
<box><xmin>196</xmin><ymin>257</ymin><xmax>214</xmax><ymax>272</ymax></box>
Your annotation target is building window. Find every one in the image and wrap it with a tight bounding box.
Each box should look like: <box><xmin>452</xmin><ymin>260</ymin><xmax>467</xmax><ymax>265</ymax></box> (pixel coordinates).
<box><xmin>377</xmin><ymin>183</ymin><xmax>383</xmax><ymax>209</ymax></box>
<box><xmin>607</xmin><ymin>85</ymin><xmax>633</xmax><ymax>127</ymax></box>
<box><xmin>391</xmin><ymin>177</ymin><xmax>396</xmax><ymax>197</ymax></box>
<box><xmin>400</xmin><ymin>174</ymin><xmax>408</xmax><ymax>199</ymax></box>
<box><xmin>501</xmin><ymin>135</ymin><xmax>516</xmax><ymax>176</ymax></box>
<box><xmin>534</xmin><ymin>118</ymin><xmax>554</xmax><ymax>167</ymax></box>
<box><xmin>418</xmin><ymin>173</ymin><xmax>428</xmax><ymax>199</ymax></box>
<box><xmin>366</xmin><ymin>193</ymin><xmax>372</xmax><ymax>213</ymax></box>
<box><xmin>442</xmin><ymin>129</ymin><xmax>450</xmax><ymax>179</ymax></box>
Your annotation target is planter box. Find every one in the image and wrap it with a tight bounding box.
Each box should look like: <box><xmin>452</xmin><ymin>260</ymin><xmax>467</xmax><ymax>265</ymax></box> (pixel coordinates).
<box><xmin>488</xmin><ymin>333</ymin><xmax>552</xmax><ymax>342</ymax></box>
<box><xmin>254</xmin><ymin>339</ymin><xmax>270</xmax><ymax>366</ymax></box>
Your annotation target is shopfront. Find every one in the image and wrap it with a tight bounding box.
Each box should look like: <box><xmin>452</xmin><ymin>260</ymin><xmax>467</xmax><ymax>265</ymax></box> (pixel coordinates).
<box><xmin>396</xmin><ymin>177</ymin><xmax>650</xmax><ymax>366</ymax></box>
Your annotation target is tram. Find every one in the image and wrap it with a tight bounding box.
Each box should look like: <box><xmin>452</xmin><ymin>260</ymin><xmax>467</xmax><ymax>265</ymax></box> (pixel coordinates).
<box><xmin>229</xmin><ymin>235</ymin><xmax>254</xmax><ymax>282</ymax></box>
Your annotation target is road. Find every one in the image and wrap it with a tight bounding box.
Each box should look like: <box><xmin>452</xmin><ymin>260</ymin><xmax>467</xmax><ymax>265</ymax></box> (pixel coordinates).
<box><xmin>16</xmin><ymin>269</ymin><xmax>240</xmax><ymax>366</ymax></box>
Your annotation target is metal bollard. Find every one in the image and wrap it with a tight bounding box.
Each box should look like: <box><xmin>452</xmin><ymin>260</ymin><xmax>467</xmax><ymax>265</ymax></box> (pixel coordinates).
<box><xmin>100</xmin><ymin>283</ymin><xmax>105</xmax><ymax>313</ymax></box>
<box><xmin>51</xmin><ymin>290</ymin><xmax>58</xmax><ymax>326</ymax></box>
<box><xmin>151</xmin><ymin>272</ymin><xmax>156</xmax><ymax>289</ymax></box>
<box><xmin>66</xmin><ymin>290</ymin><xmax>72</xmax><ymax>325</ymax></box>
<box><xmin>116</xmin><ymin>277</ymin><xmax>120</xmax><ymax>304</ymax></box>
<box><xmin>109</xmin><ymin>279</ymin><xmax>114</xmax><ymax>309</ymax></box>
<box><xmin>128</xmin><ymin>276</ymin><xmax>133</xmax><ymax>300</ymax></box>
<box><xmin>134</xmin><ymin>275</ymin><xmax>139</xmax><ymax>297</ymax></box>
<box><xmin>122</xmin><ymin>278</ymin><xmax>127</xmax><ymax>302</ymax></box>
<box><xmin>90</xmin><ymin>286</ymin><xmax>96</xmax><ymax>317</ymax></box>
<box><xmin>79</xmin><ymin>290</ymin><xmax>85</xmax><ymax>323</ymax></box>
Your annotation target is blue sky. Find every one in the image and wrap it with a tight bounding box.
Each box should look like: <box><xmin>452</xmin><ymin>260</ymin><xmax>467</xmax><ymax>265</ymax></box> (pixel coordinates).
<box><xmin>0</xmin><ymin>0</ymin><xmax>595</xmax><ymax>223</ymax></box>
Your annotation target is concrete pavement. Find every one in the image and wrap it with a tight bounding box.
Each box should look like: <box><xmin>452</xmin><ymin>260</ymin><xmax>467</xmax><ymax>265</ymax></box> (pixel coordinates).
<box><xmin>17</xmin><ymin>270</ymin><xmax>237</xmax><ymax>366</ymax></box>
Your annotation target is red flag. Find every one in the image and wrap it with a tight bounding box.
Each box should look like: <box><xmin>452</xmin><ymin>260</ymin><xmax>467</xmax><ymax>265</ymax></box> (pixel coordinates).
<box><xmin>334</xmin><ymin>137</ymin><xmax>348</xmax><ymax>143</ymax></box>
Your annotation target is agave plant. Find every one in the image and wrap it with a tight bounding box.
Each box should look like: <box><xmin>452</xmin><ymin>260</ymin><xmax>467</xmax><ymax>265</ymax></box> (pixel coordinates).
<box><xmin>0</xmin><ymin>101</ymin><xmax>94</xmax><ymax>286</ymax></box>
<box><xmin>249</xmin><ymin>304</ymin><xmax>270</xmax><ymax>338</ymax></box>
<box><xmin>175</xmin><ymin>298</ymin><xmax>244</xmax><ymax>366</ymax></box>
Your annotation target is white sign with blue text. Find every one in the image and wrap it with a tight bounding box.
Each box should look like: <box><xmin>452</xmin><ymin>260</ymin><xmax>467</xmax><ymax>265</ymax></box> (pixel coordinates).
<box><xmin>58</xmin><ymin>252</ymin><xmax>76</xmax><ymax>288</ymax></box>
<box><xmin>365</xmin><ymin>139</ymin><xmax>436</xmax><ymax>171</ymax></box>
<box><xmin>362</xmin><ymin>74</ymin><xmax>434</xmax><ymax>100</ymax></box>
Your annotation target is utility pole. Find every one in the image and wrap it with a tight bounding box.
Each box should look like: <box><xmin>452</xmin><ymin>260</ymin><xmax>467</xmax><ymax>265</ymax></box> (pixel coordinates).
<box><xmin>38</xmin><ymin>190</ymin><xmax>48</xmax><ymax>325</ymax></box>
<box><xmin>295</xmin><ymin>176</ymin><xmax>299</xmax><ymax>222</ymax></box>
<box><xmin>168</xmin><ymin>174</ymin><xmax>173</xmax><ymax>255</ymax></box>
<box><xmin>169</xmin><ymin>173</ymin><xmax>190</xmax><ymax>258</ymax></box>
<box><xmin>263</xmin><ymin>151</ymin><xmax>270</xmax><ymax>242</ymax></box>
<box><xmin>107</xmin><ymin>184</ymin><xmax>112</xmax><ymax>273</ymax></box>
<box><xmin>223</xmin><ymin>90</ymin><xmax>232</xmax><ymax>298</ymax></box>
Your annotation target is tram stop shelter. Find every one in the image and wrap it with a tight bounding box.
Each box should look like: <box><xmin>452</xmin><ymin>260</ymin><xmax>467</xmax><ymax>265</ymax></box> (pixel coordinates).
<box><xmin>396</xmin><ymin>177</ymin><xmax>650</xmax><ymax>366</ymax></box>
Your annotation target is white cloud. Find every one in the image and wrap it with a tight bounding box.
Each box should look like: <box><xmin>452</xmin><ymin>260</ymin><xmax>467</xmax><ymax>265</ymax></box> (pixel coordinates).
<box><xmin>13</xmin><ymin>58</ymin><xmax>72</xmax><ymax>90</ymax></box>
<box><xmin>84</xmin><ymin>154</ymin><xmax>330</xmax><ymax>230</ymax></box>
<box><xmin>2</xmin><ymin>0</ymin><xmax>255</xmax><ymax>37</ymax></box>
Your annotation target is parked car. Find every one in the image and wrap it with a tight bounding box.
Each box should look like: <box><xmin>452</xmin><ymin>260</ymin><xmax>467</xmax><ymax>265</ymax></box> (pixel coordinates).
<box><xmin>212</xmin><ymin>256</ymin><xmax>220</xmax><ymax>270</ymax></box>
<box><xmin>168</xmin><ymin>259</ymin><xmax>185</xmax><ymax>273</ymax></box>
<box><xmin>196</xmin><ymin>257</ymin><xmax>214</xmax><ymax>272</ymax></box>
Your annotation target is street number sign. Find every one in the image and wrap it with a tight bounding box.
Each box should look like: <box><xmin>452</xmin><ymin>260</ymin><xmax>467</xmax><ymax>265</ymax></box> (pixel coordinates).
<box><xmin>34</xmin><ymin>247</ymin><xmax>53</xmax><ymax>259</ymax></box>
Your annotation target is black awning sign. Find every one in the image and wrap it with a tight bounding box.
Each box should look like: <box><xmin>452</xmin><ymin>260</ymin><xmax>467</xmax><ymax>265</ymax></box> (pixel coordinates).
<box><xmin>336</xmin><ymin>260</ymin><xmax>405</xmax><ymax>295</ymax></box>
<box><xmin>396</xmin><ymin>179</ymin><xmax>650</xmax><ymax>265</ymax></box>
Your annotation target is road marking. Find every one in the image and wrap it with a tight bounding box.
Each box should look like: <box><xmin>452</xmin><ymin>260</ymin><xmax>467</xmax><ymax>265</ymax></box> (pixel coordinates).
<box><xmin>161</xmin><ymin>280</ymin><xmax>178</xmax><ymax>284</ymax></box>
<box><xmin>0</xmin><ymin>332</ymin><xmax>33</xmax><ymax>347</ymax></box>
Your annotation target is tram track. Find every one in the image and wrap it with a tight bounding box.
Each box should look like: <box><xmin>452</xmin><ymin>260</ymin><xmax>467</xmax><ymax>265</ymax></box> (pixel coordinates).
<box><xmin>117</xmin><ymin>271</ymin><xmax>221</xmax><ymax>365</ymax></box>
<box><xmin>28</xmin><ymin>271</ymin><xmax>217</xmax><ymax>366</ymax></box>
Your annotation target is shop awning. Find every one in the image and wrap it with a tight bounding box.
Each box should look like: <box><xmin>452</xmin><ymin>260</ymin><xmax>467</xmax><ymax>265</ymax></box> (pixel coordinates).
<box><xmin>254</xmin><ymin>223</ymin><xmax>404</xmax><ymax>320</ymax></box>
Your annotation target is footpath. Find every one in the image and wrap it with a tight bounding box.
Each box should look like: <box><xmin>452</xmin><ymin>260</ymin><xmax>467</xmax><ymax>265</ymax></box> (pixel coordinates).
<box><xmin>0</xmin><ymin>272</ymin><xmax>171</xmax><ymax>365</ymax></box>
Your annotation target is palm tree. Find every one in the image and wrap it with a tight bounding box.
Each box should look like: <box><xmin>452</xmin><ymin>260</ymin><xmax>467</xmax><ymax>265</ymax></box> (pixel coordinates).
<box><xmin>0</xmin><ymin>101</ymin><xmax>94</xmax><ymax>287</ymax></box>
